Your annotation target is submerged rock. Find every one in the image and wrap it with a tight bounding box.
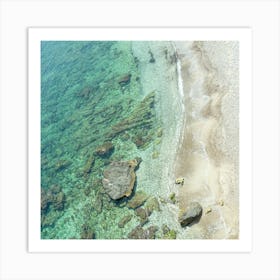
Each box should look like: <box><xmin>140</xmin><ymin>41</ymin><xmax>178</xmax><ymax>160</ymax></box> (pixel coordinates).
<box><xmin>135</xmin><ymin>207</ymin><xmax>149</xmax><ymax>225</ymax></box>
<box><xmin>83</xmin><ymin>154</ymin><xmax>95</xmax><ymax>175</ymax></box>
<box><xmin>128</xmin><ymin>225</ymin><xmax>158</xmax><ymax>239</ymax></box>
<box><xmin>92</xmin><ymin>192</ymin><xmax>103</xmax><ymax>214</ymax></box>
<box><xmin>80</xmin><ymin>224</ymin><xmax>95</xmax><ymax>239</ymax></box>
<box><xmin>53</xmin><ymin>191</ymin><xmax>66</xmax><ymax>211</ymax></box>
<box><xmin>162</xmin><ymin>225</ymin><xmax>177</xmax><ymax>239</ymax></box>
<box><xmin>54</xmin><ymin>159</ymin><xmax>72</xmax><ymax>172</ymax></box>
<box><xmin>95</xmin><ymin>142</ymin><xmax>114</xmax><ymax>157</ymax></box>
<box><xmin>118</xmin><ymin>214</ymin><xmax>133</xmax><ymax>228</ymax></box>
<box><xmin>127</xmin><ymin>190</ymin><xmax>149</xmax><ymax>209</ymax></box>
<box><xmin>102</xmin><ymin>158</ymin><xmax>141</xmax><ymax>200</ymax></box>
<box><xmin>145</xmin><ymin>197</ymin><xmax>160</xmax><ymax>214</ymax></box>
<box><xmin>118</xmin><ymin>74</ymin><xmax>131</xmax><ymax>86</ymax></box>
<box><xmin>179</xmin><ymin>202</ymin><xmax>203</xmax><ymax>227</ymax></box>
<box><xmin>41</xmin><ymin>185</ymin><xmax>66</xmax><ymax>213</ymax></box>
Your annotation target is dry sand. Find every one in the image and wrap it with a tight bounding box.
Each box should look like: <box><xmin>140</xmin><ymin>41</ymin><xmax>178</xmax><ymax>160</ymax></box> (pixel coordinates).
<box><xmin>174</xmin><ymin>41</ymin><xmax>239</xmax><ymax>239</ymax></box>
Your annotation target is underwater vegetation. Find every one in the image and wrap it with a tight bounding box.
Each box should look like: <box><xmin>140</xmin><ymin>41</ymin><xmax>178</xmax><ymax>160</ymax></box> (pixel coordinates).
<box><xmin>40</xmin><ymin>41</ymin><xmax>171</xmax><ymax>239</ymax></box>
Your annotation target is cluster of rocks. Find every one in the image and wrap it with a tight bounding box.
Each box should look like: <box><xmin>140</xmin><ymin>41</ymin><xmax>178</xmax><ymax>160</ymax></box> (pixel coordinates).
<box><xmin>41</xmin><ymin>184</ymin><xmax>66</xmax><ymax>214</ymax></box>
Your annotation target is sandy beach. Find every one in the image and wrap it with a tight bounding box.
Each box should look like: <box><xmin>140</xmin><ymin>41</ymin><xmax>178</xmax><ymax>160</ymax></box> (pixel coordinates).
<box><xmin>174</xmin><ymin>41</ymin><xmax>239</xmax><ymax>239</ymax></box>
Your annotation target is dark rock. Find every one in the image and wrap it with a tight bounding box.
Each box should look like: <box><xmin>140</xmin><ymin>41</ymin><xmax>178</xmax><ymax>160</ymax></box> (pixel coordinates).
<box><xmin>145</xmin><ymin>226</ymin><xmax>158</xmax><ymax>239</ymax></box>
<box><xmin>41</xmin><ymin>189</ymin><xmax>53</xmax><ymax>214</ymax></box>
<box><xmin>49</xmin><ymin>184</ymin><xmax>62</xmax><ymax>194</ymax></box>
<box><xmin>128</xmin><ymin>225</ymin><xmax>158</xmax><ymax>239</ymax></box>
<box><xmin>127</xmin><ymin>190</ymin><xmax>149</xmax><ymax>209</ymax></box>
<box><xmin>102</xmin><ymin>158</ymin><xmax>140</xmax><ymax>200</ymax></box>
<box><xmin>148</xmin><ymin>50</ymin><xmax>155</xmax><ymax>63</ymax></box>
<box><xmin>77</xmin><ymin>87</ymin><xmax>92</xmax><ymax>99</ymax></box>
<box><xmin>118</xmin><ymin>74</ymin><xmax>131</xmax><ymax>86</ymax></box>
<box><xmin>53</xmin><ymin>191</ymin><xmax>66</xmax><ymax>211</ymax></box>
<box><xmin>92</xmin><ymin>192</ymin><xmax>103</xmax><ymax>214</ymax></box>
<box><xmin>128</xmin><ymin>226</ymin><xmax>145</xmax><ymax>239</ymax></box>
<box><xmin>118</xmin><ymin>214</ymin><xmax>133</xmax><ymax>228</ymax></box>
<box><xmin>135</xmin><ymin>207</ymin><xmax>149</xmax><ymax>225</ymax></box>
<box><xmin>83</xmin><ymin>154</ymin><xmax>95</xmax><ymax>175</ymax></box>
<box><xmin>41</xmin><ymin>186</ymin><xmax>66</xmax><ymax>213</ymax></box>
<box><xmin>179</xmin><ymin>202</ymin><xmax>203</xmax><ymax>227</ymax></box>
<box><xmin>95</xmin><ymin>142</ymin><xmax>114</xmax><ymax>157</ymax></box>
<box><xmin>161</xmin><ymin>225</ymin><xmax>177</xmax><ymax>239</ymax></box>
<box><xmin>80</xmin><ymin>224</ymin><xmax>95</xmax><ymax>239</ymax></box>
<box><xmin>54</xmin><ymin>159</ymin><xmax>72</xmax><ymax>172</ymax></box>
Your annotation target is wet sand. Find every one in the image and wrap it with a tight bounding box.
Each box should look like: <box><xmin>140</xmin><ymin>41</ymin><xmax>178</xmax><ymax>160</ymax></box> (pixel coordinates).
<box><xmin>174</xmin><ymin>41</ymin><xmax>239</xmax><ymax>239</ymax></box>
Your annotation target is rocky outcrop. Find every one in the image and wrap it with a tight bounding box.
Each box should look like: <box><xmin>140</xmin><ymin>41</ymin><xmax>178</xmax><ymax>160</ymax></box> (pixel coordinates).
<box><xmin>179</xmin><ymin>202</ymin><xmax>203</xmax><ymax>227</ymax></box>
<box><xmin>102</xmin><ymin>158</ymin><xmax>141</xmax><ymax>200</ymax></box>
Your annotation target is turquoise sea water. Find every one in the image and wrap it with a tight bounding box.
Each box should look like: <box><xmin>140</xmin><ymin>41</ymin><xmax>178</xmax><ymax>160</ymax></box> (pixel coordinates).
<box><xmin>41</xmin><ymin>41</ymin><xmax>180</xmax><ymax>239</ymax></box>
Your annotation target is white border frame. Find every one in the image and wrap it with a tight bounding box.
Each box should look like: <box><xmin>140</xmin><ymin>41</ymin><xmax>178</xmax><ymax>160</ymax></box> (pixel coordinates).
<box><xmin>1</xmin><ymin>0</ymin><xmax>279</xmax><ymax>279</ymax></box>
<box><xmin>28</xmin><ymin>27</ymin><xmax>252</xmax><ymax>253</ymax></box>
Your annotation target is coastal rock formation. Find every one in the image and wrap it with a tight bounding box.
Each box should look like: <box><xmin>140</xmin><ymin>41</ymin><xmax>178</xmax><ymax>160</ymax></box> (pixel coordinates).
<box><xmin>179</xmin><ymin>202</ymin><xmax>203</xmax><ymax>227</ymax></box>
<box><xmin>102</xmin><ymin>158</ymin><xmax>141</xmax><ymax>200</ymax></box>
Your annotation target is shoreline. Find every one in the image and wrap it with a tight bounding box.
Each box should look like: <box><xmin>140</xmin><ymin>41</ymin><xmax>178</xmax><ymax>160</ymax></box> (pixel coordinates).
<box><xmin>174</xmin><ymin>41</ymin><xmax>239</xmax><ymax>239</ymax></box>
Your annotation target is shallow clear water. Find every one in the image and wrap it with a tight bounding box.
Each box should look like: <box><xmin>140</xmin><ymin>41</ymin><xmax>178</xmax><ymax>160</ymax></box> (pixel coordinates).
<box><xmin>41</xmin><ymin>41</ymin><xmax>182</xmax><ymax>239</ymax></box>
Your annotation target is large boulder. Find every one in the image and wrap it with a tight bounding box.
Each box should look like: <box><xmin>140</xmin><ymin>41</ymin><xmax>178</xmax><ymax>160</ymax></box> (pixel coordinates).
<box><xmin>102</xmin><ymin>158</ymin><xmax>141</xmax><ymax>200</ymax></box>
<box><xmin>179</xmin><ymin>202</ymin><xmax>203</xmax><ymax>227</ymax></box>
